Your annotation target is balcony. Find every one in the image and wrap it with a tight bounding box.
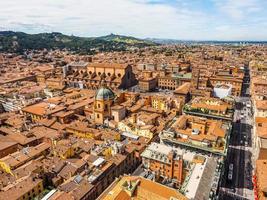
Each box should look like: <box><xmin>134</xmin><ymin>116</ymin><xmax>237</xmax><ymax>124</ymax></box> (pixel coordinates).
<box><xmin>183</xmin><ymin>105</ymin><xmax>233</xmax><ymax>121</ymax></box>
<box><xmin>160</xmin><ymin>131</ymin><xmax>227</xmax><ymax>157</ymax></box>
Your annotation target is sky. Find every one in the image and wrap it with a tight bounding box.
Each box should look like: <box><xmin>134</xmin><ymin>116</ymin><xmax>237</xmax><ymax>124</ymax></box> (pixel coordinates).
<box><xmin>0</xmin><ymin>0</ymin><xmax>267</xmax><ymax>41</ymax></box>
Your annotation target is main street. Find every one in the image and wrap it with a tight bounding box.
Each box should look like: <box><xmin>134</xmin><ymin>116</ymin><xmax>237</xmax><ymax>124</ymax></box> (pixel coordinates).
<box><xmin>219</xmin><ymin>66</ymin><xmax>254</xmax><ymax>200</ymax></box>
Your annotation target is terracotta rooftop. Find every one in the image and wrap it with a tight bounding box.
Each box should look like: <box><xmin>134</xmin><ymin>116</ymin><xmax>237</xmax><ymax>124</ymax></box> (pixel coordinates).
<box><xmin>0</xmin><ymin>142</ymin><xmax>50</xmax><ymax>170</ymax></box>
<box><xmin>256</xmin><ymin>100</ymin><xmax>267</xmax><ymax>110</ymax></box>
<box><xmin>256</xmin><ymin>159</ymin><xmax>267</xmax><ymax>200</ymax></box>
<box><xmin>99</xmin><ymin>176</ymin><xmax>188</xmax><ymax>200</ymax></box>
<box><xmin>171</xmin><ymin>115</ymin><xmax>227</xmax><ymax>142</ymax></box>
<box><xmin>174</xmin><ymin>82</ymin><xmax>191</xmax><ymax>94</ymax></box>
<box><xmin>0</xmin><ymin>140</ymin><xmax>18</xmax><ymax>152</ymax></box>
<box><xmin>22</xmin><ymin>102</ymin><xmax>65</xmax><ymax>116</ymax></box>
<box><xmin>190</xmin><ymin>97</ymin><xmax>231</xmax><ymax>112</ymax></box>
<box><xmin>88</xmin><ymin>63</ymin><xmax>128</xmax><ymax>69</ymax></box>
<box><xmin>0</xmin><ymin>175</ymin><xmax>43</xmax><ymax>200</ymax></box>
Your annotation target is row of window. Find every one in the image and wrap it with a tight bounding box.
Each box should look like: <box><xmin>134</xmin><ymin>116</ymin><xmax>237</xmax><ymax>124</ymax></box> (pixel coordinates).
<box><xmin>212</xmin><ymin>80</ymin><xmax>241</xmax><ymax>86</ymax></box>
<box><xmin>159</xmin><ymin>79</ymin><xmax>176</xmax><ymax>83</ymax></box>
<box><xmin>87</xmin><ymin>71</ymin><xmax>122</xmax><ymax>78</ymax></box>
<box><xmin>22</xmin><ymin>188</ymin><xmax>42</xmax><ymax>199</ymax></box>
<box><xmin>159</xmin><ymin>86</ymin><xmax>176</xmax><ymax>90</ymax></box>
<box><xmin>71</xmin><ymin>69</ymin><xmax>123</xmax><ymax>77</ymax></box>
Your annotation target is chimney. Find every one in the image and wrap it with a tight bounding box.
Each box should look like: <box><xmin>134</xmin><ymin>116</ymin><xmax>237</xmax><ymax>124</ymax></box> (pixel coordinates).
<box><xmin>132</xmin><ymin>114</ymin><xmax>137</xmax><ymax>123</ymax></box>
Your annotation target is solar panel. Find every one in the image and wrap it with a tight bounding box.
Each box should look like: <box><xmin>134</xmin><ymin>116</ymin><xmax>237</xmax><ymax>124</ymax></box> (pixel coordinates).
<box><xmin>74</xmin><ymin>175</ymin><xmax>83</xmax><ymax>184</ymax></box>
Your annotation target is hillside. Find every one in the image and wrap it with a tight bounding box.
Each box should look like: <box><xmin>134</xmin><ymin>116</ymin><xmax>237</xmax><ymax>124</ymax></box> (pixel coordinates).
<box><xmin>99</xmin><ymin>33</ymin><xmax>155</xmax><ymax>45</ymax></box>
<box><xmin>0</xmin><ymin>31</ymin><xmax>156</xmax><ymax>54</ymax></box>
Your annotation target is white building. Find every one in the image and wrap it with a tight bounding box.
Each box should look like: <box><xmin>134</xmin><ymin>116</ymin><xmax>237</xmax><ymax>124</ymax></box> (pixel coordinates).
<box><xmin>213</xmin><ymin>84</ymin><xmax>232</xmax><ymax>99</ymax></box>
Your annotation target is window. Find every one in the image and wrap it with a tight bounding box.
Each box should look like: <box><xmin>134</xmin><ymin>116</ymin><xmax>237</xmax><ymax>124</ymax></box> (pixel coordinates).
<box><xmin>97</xmin><ymin>114</ymin><xmax>100</xmax><ymax>118</ymax></box>
<box><xmin>98</xmin><ymin>104</ymin><xmax>100</xmax><ymax>108</ymax></box>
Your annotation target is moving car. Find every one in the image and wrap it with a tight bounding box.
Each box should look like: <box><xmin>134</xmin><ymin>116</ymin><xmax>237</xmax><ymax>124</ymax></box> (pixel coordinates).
<box><xmin>228</xmin><ymin>163</ymin><xmax>234</xmax><ymax>181</ymax></box>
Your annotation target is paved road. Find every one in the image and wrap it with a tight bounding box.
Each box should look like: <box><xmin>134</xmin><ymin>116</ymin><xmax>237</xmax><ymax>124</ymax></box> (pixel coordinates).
<box><xmin>219</xmin><ymin>66</ymin><xmax>254</xmax><ymax>200</ymax></box>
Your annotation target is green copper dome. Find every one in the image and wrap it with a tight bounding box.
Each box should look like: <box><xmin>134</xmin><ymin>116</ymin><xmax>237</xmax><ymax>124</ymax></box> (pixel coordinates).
<box><xmin>95</xmin><ymin>86</ymin><xmax>115</xmax><ymax>100</ymax></box>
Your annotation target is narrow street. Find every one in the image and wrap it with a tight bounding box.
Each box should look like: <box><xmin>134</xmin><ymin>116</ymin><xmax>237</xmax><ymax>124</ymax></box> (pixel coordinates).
<box><xmin>219</xmin><ymin>66</ymin><xmax>254</xmax><ymax>200</ymax></box>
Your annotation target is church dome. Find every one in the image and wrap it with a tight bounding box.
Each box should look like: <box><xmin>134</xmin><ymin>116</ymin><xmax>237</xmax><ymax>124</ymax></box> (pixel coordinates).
<box><xmin>95</xmin><ymin>86</ymin><xmax>115</xmax><ymax>100</ymax></box>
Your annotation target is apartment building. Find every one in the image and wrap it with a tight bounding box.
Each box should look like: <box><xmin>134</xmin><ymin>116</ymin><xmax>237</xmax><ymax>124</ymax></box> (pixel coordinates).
<box><xmin>160</xmin><ymin>115</ymin><xmax>230</xmax><ymax>156</ymax></box>
<box><xmin>141</xmin><ymin>143</ymin><xmax>183</xmax><ymax>186</ymax></box>
<box><xmin>183</xmin><ymin>97</ymin><xmax>234</xmax><ymax>121</ymax></box>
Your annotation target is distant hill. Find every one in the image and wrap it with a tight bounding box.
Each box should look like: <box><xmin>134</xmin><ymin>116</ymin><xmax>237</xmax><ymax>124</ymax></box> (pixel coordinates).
<box><xmin>0</xmin><ymin>31</ymin><xmax>157</xmax><ymax>54</ymax></box>
<box><xmin>146</xmin><ymin>37</ymin><xmax>267</xmax><ymax>45</ymax></box>
<box><xmin>146</xmin><ymin>38</ymin><xmax>185</xmax><ymax>45</ymax></box>
<box><xmin>99</xmin><ymin>33</ymin><xmax>155</xmax><ymax>45</ymax></box>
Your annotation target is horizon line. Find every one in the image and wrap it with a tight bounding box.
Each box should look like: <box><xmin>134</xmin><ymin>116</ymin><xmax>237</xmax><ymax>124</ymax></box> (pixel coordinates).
<box><xmin>1</xmin><ymin>30</ymin><xmax>267</xmax><ymax>43</ymax></box>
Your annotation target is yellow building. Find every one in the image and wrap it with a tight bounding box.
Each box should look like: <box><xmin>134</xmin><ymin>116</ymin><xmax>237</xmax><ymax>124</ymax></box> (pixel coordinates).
<box><xmin>118</xmin><ymin>121</ymin><xmax>155</xmax><ymax>139</ymax></box>
<box><xmin>151</xmin><ymin>96</ymin><xmax>171</xmax><ymax>111</ymax></box>
<box><xmin>66</xmin><ymin>121</ymin><xmax>101</xmax><ymax>139</ymax></box>
<box><xmin>151</xmin><ymin>95</ymin><xmax>183</xmax><ymax>113</ymax></box>
<box><xmin>0</xmin><ymin>176</ymin><xmax>44</xmax><ymax>200</ymax></box>
<box><xmin>0</xmin><ymin>143</ymin><xmax>50</xmax><ymax>175</ymax></box>
<box><xmin>36</xmin><ymin>74</ymin><xmax>46</xmax><ymax>83</ymax></box>
<box><xmin>53</xmin><ymin>142</ymin><xmax>75</xmax><ymax>159</ymax></box>
<box><xmin>0</xmin><ymin>160</ymin><xmax>13</xmax><ymax>175</ymax></box>
<box><xmin>46</xmin><ymin>77</ymin><xmax>65</xmax><ymax>90</ymax></box>
<box><xmin>98</xmin><ymin>175</ymin><xmax>188</xmax><ymax>200</ymax></box>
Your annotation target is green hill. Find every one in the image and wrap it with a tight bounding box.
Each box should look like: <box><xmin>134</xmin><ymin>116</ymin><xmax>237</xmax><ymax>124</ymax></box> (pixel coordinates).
<box><xmin>98</xmin><ymin>33</ymin><xmax>155</xmax><ymax>45</ymax></box>
<box><xmin>0</xmin><ymin>31</ymin><xmax>156</xmax><ymax>54</ymax></box>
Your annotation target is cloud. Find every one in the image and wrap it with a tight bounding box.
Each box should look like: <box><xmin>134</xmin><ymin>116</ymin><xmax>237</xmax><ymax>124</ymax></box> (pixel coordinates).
<box><xmin>0</xmin><ymin>0</ymin><xmax>208</xmax><ymax>38</ymax></box>
<box><xmin>0</xmin><ymin>0</ymin><xmax>266</xmax><ymax>40</ymax></box>
<box><xmin>213</xmin><ymin>0</ymin><xmax>264</xmax><ymax>20</ymax></box>
<box><xmin>7</xmin><ymin>22</ymin><xmax>53</xmax><ymax>32</ymax></box>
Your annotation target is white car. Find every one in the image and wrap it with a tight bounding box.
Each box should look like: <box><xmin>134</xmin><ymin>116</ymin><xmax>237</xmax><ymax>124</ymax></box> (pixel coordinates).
<box><xmin>228</xmin><ymin>173</ymin><xmax>232</xmax><ymax>180</ymax></box>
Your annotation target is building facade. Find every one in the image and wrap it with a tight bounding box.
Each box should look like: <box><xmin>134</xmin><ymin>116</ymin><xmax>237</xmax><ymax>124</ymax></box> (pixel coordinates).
<box><xmin>65</xmin><ymin>62</ymin><xmax>137</xmax><ymax>90</ymax></box>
